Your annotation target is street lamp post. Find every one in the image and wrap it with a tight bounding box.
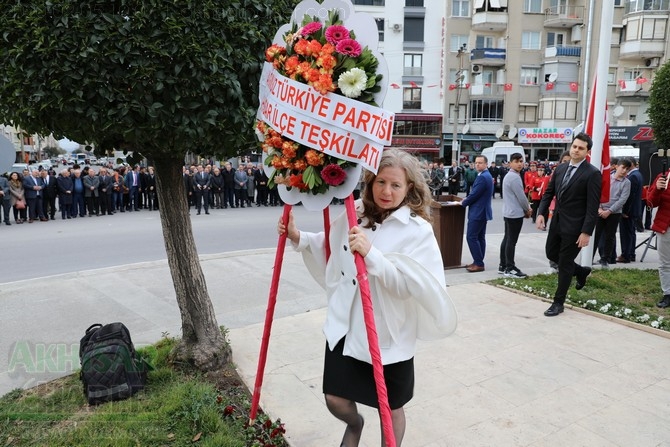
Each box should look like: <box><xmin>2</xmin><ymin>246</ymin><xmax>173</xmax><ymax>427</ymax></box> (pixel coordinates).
<box><xmin>451</xmin><ymin>44</ymin><xmax>467</xmax><ymax>165</ymax></box>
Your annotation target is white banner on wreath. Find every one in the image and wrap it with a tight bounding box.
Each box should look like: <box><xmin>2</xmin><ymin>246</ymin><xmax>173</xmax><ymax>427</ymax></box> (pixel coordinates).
<box><xmin>257</xmin><ymin>62</ymin><xmax>394</xmax><ymax>173</ymax></box>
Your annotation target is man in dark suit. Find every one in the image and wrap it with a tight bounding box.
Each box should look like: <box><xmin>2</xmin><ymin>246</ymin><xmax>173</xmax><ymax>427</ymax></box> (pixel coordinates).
<box><xmin>537</xmin><ymin>132</ymin><xmax>602</xmax><ymax>317</ymax></box>
<box><xmin>619</xmin><ymin>157</ymin><xmax>643</xmax><ymax>263</ymax></box>
<box><xmin>23</xmin><ymin>169</ymin><xmax>47</xmax><ymax>222</ymax></box>
<box><xmin>460</xmin><ymin>155</ymin><xmax>494</xmax><ymax>272</ymax></box>
<box><xmin>98</xmin><ymin>167</ymin><xmax>114</xmax><ymax>215</ymax></box>
<box><xmin>192</xmin><ymin>165</ymin><xmax>211</xmax><ymax>215</ymax></box>
<box><xmin>40</xmin><ymin>169</ymin><xmax>58</xmax><ymax>220</ymax></box>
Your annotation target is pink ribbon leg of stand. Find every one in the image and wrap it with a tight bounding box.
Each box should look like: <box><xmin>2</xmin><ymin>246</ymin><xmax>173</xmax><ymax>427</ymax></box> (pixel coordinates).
<box><xmin>249</xmin><ymin>203</ymin><xmax>293</xmax><ymax>423</ymax></box>
<box><xmin>344</xmin><ymin>194</ymin><xmax>396</xmax><ymax>447</ymax></box>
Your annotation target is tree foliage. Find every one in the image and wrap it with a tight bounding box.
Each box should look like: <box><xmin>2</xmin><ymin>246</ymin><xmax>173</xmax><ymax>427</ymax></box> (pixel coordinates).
<box><xmin>0</xmin><ymin>0</ymin><xmax>298</xmax><ymax>371</ymax></box>
<box><xmin>648</xmin><ymin>60</ymin><xmax>670</xmax><ymax>150</ymax></box>
<box><xmin>0</xmin><ymin>0</ymin><xmax>296</xmax><ymax>158</ymax></box>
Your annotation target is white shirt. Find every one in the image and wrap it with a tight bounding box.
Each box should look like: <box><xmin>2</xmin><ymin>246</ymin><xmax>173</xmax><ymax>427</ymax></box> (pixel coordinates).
<box><xmin>295</xmin><ymin>200</ymin><xmax>457</xmax><ymax>364</ymax></box>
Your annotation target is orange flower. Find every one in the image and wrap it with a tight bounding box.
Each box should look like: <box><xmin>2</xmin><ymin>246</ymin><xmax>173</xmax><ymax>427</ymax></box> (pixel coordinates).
<box><xmin>270</xmin><ymin>136</ymin><xmax>284</xmax><ymax>148</ymax></box>
<box><xmin>321</xmin><ymin>43</ymin><xmax>335</xmax><ymax>55</ymax></box>
<box><xmin>306</xmin><ymin>68</ymin><xmax>321</xmax><ymax>83</ymax></box>
<box><xmin>305</xmin><ymin>149</ymin><xmax>325</xmax><ymax>167</ymax></box>
<box><xmin>282</xmin><ymin>141</ymin><xmax>297</xmax><ymax>158</ymax></box>
<box><xmin>265</xmin><ymin>44</ymin><xmax>286</xmax><ymax>62</ymax></box>
<box><xmin>307</xmin><ymin>39</ymin><xmax>322</xmax><ymax>56</ymax></box>
<box><xmin>317</xmin><ymin>53</ymin><xmax>336</xmax><ymax>71</ymax></box>
<box><xmin>311</xmin><ymin>73</ymin><xmax>335</xmax><ymax>95</ymax></box>
<box><xmin>293</xmin><ymin>38</ymin><xmax>309</xmax><ymax>56</ymax></box>
<box><xmin>293</xmin><ymin>159</ymin><xmax>307</xmax><ymax>171</ymax></box>
<box><xmin>284</xmin><ymin>55</ymin><xmax>300</xmax><ymax>75</ymax></box>
<box><xmin>271</xmin><ymin>155</ymin><xmax>283</xmax><ymax>169</ymax></box>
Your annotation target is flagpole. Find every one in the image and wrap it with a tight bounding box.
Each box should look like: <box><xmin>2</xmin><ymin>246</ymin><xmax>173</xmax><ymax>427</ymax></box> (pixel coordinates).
<box><xmin>580</xmin><ymin>0</ymin><xmax>614</xmax><ymax>265</ymax></box>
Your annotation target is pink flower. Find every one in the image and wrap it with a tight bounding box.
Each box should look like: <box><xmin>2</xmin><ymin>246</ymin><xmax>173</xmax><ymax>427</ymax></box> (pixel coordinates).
<box><xmin>300</xmin><ymin>22</ymin><xmax>322</xmax><ymax>36</ymax></box>
<box><xmin>320</xmin><ymin>164</ymin><xmax>347</xmax><ymax>186</ymax></box>
<box><xmin>325</xmin><ymin>25</ymin><xmax>350</xmax><ymax>45</ymax></box>
<box><xmin>335</xmin><ymin>39</ymin><xmax>362</xmax><ymax>57</ymax></box>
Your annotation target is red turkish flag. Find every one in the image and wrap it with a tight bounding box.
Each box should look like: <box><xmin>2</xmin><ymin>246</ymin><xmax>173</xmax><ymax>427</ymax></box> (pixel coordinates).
<box><xmin>546</xmin><ymin>82</ymin><xmax>554</xmax><ymax>91</ymax></box>
<box><xmin>636</xmin><ymin>77</ymin><xmax>648</xmax><ymax>84</ymax></box>
<box><xmin>390</xmin><ymin>83</ymin><xmax>400</xmax><ymax>89</ymax></box>
<box><xmin>618</xmin><ymin>79</ymin><xmax>626</xmax><ymax>89</ymax></box>
<box><xmin>464</xmin><ymin>83</ymin><xmax>471</xmax><ymax>89</ymax></box>
<box><xmin>485</xmin><ymin>83</ymin><xmax>491</xmax><ymax>87</ymax></box>
<box><xmin>569</xmin><ymin>82</ymin><xmax>578</xmax><ymax>92</ymax></box>
<box><xmin>503</xmin><ymin>83</ymin><xmax>512</xmax><ymax>91</ymax></box>
<box><xmin>448</xmin><ymin>84</ymin><xmax>456</xmax><ymax>90</ymax></box>
<box><xmin>409</xmin><ymin>81</ymin><xmax>419</xmax><ymax>88</ymax></box>
<box><xmin>585</xmin><ymin>76</ymin><xmax>610</xmax><ymax>204</ymax></box>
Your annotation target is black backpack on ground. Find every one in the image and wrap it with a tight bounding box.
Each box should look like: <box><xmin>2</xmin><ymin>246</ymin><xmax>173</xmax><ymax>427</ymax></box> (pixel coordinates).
<box><xmin>79</xmin><ymin>322</ymin><xmax>149</xmax><ymax>405</ymax></box>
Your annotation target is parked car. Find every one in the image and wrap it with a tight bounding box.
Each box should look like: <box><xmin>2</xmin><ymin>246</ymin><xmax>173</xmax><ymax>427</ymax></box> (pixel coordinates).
<box><xmin>32</xmin><ymin>160</ymin><xmax>53</xmax><ymax>171</ymax></box>
<box><xmin>9</xmin><ymin>163</ymin><xmax>29</xmax><ymax>174</ymax></box>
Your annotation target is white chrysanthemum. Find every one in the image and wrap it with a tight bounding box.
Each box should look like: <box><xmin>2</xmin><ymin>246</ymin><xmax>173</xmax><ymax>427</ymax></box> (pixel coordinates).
<box><xmin>338</xmin><ymin>67</ymin><xmax>368</xmax><ymax>98</ymax></box>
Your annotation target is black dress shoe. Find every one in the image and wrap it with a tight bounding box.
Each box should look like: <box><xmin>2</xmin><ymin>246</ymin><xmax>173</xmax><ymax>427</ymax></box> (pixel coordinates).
<box><xmin>205</xmin><ymin>211</ymin><xmax>210</xmax><ymax>215</ymax></box>
<box><xmin>5</xmin><ymin>221</ymin><xmax>10</xmax><ymax>226</ymax></box>
<box><xmin>544</xmin><ymin>303</ymin><xmax>564</xmax><ymax>317</ymax></box>
<box><xmin>575</xmin><ymin>267</ymin><xmax>592</xmax><ymax>290</ymax></box>
<box><xmin>657</xmin><ymin>295</ymin><xmax>670</xmax><ymax>308</ymax></box>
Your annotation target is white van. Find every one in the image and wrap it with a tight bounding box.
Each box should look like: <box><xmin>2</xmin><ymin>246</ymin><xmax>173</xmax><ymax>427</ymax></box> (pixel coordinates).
<box><xmin>480</xmin><ymin>141</ymin><xmax>526</xmax><ymax>165</ymax></box>
<box><xmin>75</xmin><ymin>153</ymin><xmax>88</xmax><ymax>165</ymax></box>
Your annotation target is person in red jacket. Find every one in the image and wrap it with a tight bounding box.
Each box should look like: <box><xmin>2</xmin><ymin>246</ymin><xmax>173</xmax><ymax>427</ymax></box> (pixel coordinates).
<box><xmin>647</xmin><ymin>169</ymin><xmax>670</xmax><ymax>308</ymax></box>
<box><xmin>529</xmin><ymin>165</ymin><xmax>550</xmax><ymax>223</ymax></box>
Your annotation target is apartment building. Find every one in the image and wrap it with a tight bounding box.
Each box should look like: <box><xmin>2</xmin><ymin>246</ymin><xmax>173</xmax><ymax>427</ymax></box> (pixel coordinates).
<box><xmin>353</xmin><ymin>0</ymin><xmax>670</xmax><ymax>163</ymax></box>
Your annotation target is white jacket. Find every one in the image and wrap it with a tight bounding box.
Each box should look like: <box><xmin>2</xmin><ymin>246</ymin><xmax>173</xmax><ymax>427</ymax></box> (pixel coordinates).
<box><xmin>295</xmin><ymin>200</ymin><xmax>457</xmax><ymax>365</ymax></box>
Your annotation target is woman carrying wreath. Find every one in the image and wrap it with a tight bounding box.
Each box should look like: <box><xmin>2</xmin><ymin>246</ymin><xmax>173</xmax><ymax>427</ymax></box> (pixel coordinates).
<box><xmin>277</xmin><ymin>148</ymin><xmax>456</xmax><ymax>446</ymax></box>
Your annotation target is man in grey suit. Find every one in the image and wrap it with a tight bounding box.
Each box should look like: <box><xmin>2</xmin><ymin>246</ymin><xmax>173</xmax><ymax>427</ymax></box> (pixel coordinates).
<box><xmin>536</xmin><ymin>132</ymin><xmax>602</xmax><ymax>317</ymax></box>
<box><xmin>0</xmin><ymin>174</ymin><xmax>11</xmax><ymax>225</ymax></box>
<box><xmin>83</xmin><ymin>168</ymin><xmax>100</xmax><ymax>216</ymax></box>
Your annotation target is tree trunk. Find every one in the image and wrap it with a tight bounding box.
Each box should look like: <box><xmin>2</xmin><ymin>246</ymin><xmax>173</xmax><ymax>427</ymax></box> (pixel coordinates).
<box><xmin>153</xmin><ymin>153</ymin><xmax>230</xmax><ymax>371</ymax></box>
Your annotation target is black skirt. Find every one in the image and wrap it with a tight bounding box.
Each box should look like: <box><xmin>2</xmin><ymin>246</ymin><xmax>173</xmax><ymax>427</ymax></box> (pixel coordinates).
<box><xmin>322</xmin><ymin>337</ymin><xmax>414</xmax><ymax>410</ymax></box>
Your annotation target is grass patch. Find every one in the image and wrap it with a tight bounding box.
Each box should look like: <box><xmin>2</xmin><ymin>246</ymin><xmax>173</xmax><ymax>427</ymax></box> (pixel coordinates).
<box><xmin>1</xmin><ymin>332</ymin><xmax>287</xmax><ymax>447</ymax></box>
<box><xmin>489</xmin><ymin>268</ymin><xmax>669</xmax><ymax>331</ymax></box>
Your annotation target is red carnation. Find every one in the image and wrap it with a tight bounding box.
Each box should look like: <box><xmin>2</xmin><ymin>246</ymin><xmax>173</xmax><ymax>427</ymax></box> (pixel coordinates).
<box><xmin>320</xmin><ymin>164</ymin><xmax>347</xmax><ymax>186</ymax></box>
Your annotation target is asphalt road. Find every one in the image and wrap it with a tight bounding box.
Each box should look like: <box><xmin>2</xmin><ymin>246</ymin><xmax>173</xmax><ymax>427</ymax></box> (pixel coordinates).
<box><xmin>0</xmin><ymin>192</ymin><xmax>545</xmax><ymax>284</ymax></box>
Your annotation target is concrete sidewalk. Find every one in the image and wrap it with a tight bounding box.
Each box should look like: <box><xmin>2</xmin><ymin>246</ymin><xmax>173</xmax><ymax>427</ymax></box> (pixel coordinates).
<box><xmin>1</xmin><ymin>231</ymin><xmax>669</xmax><ymax>446</ymax></box>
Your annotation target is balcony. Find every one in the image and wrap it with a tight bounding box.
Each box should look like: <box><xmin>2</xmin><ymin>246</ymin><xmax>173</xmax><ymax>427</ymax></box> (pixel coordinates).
<box><xmin>545</xmin><ymin>45</ymin><xmax>581</xmax><ymax>58</ymax></box>
<box><xmin>472</xmin><ymin>11</ymin><xmax>508</xmax><ymax>31</ymax></box>
<box><xmin>625</xmin><ymin>0</ymin><xmax>670</xmax><ymax>13</ymax></box>
<box><xmin>616</xmin><ymin>79</ymin><xmax>651</xmax><ymax>98</ymax></box>
<box><xmin>619</xmin><ymin>39</ymin><xmax>666</xmax><ymax>59</ymax></box>
<box><xmin>544</xmin><ymin>5</ymin><xmax>584</xmax><ymax>28</ymax></box>
<box><xmin>470</xmin><ymin>84</ymin><xmax>505</xmax><ymax>97</ymax></box>
<box><xmin>470</xmin><ymin>48</ymin><xmax>506</xmax><ymax>67</ymax></box>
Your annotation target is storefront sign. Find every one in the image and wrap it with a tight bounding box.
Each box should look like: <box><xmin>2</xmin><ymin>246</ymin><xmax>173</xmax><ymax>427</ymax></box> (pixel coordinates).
<box><xmin>518</xmin><ymin>127</ymin><xmax>573</xmax><ymax>143</ymax></box>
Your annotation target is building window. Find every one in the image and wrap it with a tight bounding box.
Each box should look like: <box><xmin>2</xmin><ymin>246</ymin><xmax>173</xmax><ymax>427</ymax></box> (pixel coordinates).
<box><xmin>449</xmin><ymin>69</ymin><xmax>469</xmax><ymax>84</ymax></box>
<box><xmin>540</xmin><ymin>100</ymin><xmax>578</xmax><ymax>120</ymax></box>
<box><xmin>403</xmin><ymin>88</ymin><xmax>422</xmax><ymax>109</ymax></box>
<box><xmin>470</xmin><ymin>99</ymin><xmax>503</xmax><ymax>122</ymax></box>
<box><xmin>624</xmin><ymin>69</ymin><xmax>642</xmax><ymax>81</ymax></box>
<box><xmin>406</xmin><ymin>0</ymin><xmax>424</xmax><ymax>5</ymax></box>
<box><xmin>608</xmin><ymin>68</ymin><xmax>616</xmax><ymax>84</ymax></box>
<box><xmin>404</xmin><ymin>54</ymin><xmax>423</xmax><ymax>76</ymax></box>
<box><xmin>521</xmin><ymin>31</ymin><xmax>541</xmax><ymax>50</ymax></box>
<box><xmin>376</xmin><ymin>18</ymin><xmax>385</xmax><ymax>42</ymax></box>
<box><xmin>394</xmin><ymin>120</ymin><xmax>440</xmax><ymax>135</ymax></box>
<box><xmin>546</xmin><ymin>32</ymin><xmax>565</xmax><ymax>47</ymax></box>
<box><xmin>450</xmin><ymin>34</ymin><xmax>469</xmax><ymax>52</ymax></box>
<box><xmin>518</xmin><ymin>105</ymin><xmax>537</xmax><ymax>123</ymax></box>
<box><xmin>520</xmin><ymin>67</ymin><xmax>540</xmax><ymax>85</ymax></box>
<box><xmin>475</xmin><ymin>35</ymin><xmax>495</xmax><ymax>48</ymax></box>
<box><xmin>403</xmin><ymin>17</ymin><xmax>424</xmax><ymax>42</ymax></box>
<box><xmin>452</xmin><ymin>0</ymin><xmax>470</xmax><ymax>17</ymax></box>
<box><xmin>352</xmin><ymin>0</ymin><xmax>385</xmax><ymax>5</ymax></box>
<box><xmin>523</xmin><ymin>0</ymin><xmax>542</xmax><ymax>13</ymax></box>
<box><xmin>448</xmin><ymin>104</ymin><xmax>468</xmax><ymax>124</ymax></box>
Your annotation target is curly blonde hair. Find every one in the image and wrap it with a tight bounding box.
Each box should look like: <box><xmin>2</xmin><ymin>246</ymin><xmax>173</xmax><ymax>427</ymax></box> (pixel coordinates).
<box><xmin>360</xmin><ymin>148</ymin><xmax>433</xmax><ymax>226</ymax></box>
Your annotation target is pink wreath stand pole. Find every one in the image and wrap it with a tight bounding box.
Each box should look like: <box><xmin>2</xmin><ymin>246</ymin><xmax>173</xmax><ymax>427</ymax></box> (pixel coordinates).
<box><xmin>249</xmin><ymin>203</ymin><xmax>293</xmax><ymax>423</ymax></box>
<box><xmin>344</xmin><ymin>194</ymin><xmax>396</xmax><ymax>447</ymax></box>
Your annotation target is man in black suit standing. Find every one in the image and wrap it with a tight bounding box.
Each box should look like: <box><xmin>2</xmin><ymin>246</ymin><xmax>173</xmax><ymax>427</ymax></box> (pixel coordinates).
<box><xmin>536</xmin><ymin>132</ymin><xmax>601</xmax><ymax>317</ymax></box>
<box><xmin>40</xmin><ymin>169</ymin><xmax>58</xmax><ymax>220</ymax></box>
<box><xmin>192</xmin><ymin>165</ymin><xmax>211</xmax><ymax>215</ymax></box>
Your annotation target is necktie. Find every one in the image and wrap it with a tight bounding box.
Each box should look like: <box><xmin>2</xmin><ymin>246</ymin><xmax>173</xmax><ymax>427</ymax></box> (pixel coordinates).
<box><xmin>559</xmin><ymin>165</ymin><xmax>575</xmax><ymax>198</ymax></box>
